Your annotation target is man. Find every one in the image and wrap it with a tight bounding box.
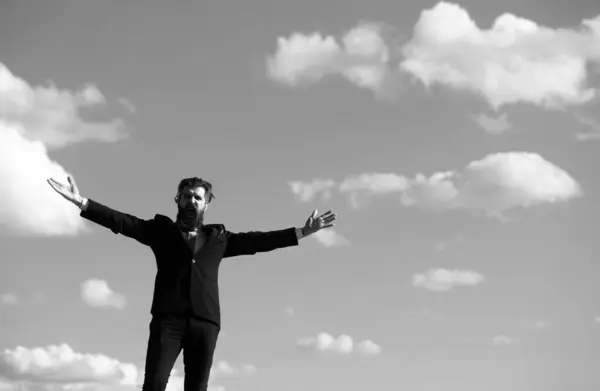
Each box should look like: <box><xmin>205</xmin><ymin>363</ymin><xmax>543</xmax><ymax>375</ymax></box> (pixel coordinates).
<box><xmin>47</xmin><ymin>175</ymin><xmax>337</xmax><ymax>391</ymax></box>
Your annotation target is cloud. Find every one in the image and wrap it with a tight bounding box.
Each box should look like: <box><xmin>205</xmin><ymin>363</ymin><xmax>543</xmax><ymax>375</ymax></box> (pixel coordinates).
<box><xmin>0</xmin><ymin>62</ymin><xmax>128</xmax><ymax>237</ymax></box>
<box><xmin>289</xmin><ymin>179</ymin><xmax>336</xmax><ymax>202</ymax></box>
<box><xmin>400</xmin><ymin>2</ymin><xmax>600</xmax><ymax>109</ymax></box>
<box><xmin>492</xmin><ymin>335</ymin><xmax>515</xmax><ymax>346</ymax></box>
<box><xmin>267</xmin><ymin>3</ymin><xmax>600</xmax><ymax>110</ymax></box>
<box><xmin>435</xmin><ymin>235</ymin><xmax>466</xmax><ymax>252</ymax></box>
<box><xmin>0</xmin><ymin>343</ymin><xmax>139</xmax><ymax>390</ymax></box>
<box><xmin>520</xmin><ymin>319</ymin><xmax>551</xmax><ymax>330</ymax></box>
<box><xmin>0</xmin><ymin>293</ymin><xmax>18</xmax><ymax>306</ymax></box>
<box><xmin>412</xmin><ymin>268</ymin><xmax>485</xmax><ymax>291</ymax></box>
<box><xmin>0</xmin><ymin>63</ymin><xmax>127</xmax><ymax>149</ymax></box>
<box><xmin>292</xmin><ymin>152</ymin><xmax>582</xmax><ymax>220</ymax></box>
<box><xmin>266</xmin><ymin>23</ymin><xmax>392</xmax><ymax>95</ymax></box>
<box><xmin>356</xmin><ymin>340</ymin><xmax>383</xmax><ymax>356</ymax></box>
<box><xmin>0</xmin><ymin>343</ymin><xmax>255</xmax><ymax>391</ymax></box>
<box><xmin>339</xmin><ymin>152</ymin><xmax>582</xmax><ymax>217</ymax></box>
<box><xmin>296</xmin><ymin>332</ymin><xmax>381</xmax><ymax>356</ymax></box>
<box><xmin>80</xmin><ymin>279</ymin><xmax>126</xmax><ymax>310</ymax></box>
<box><xmin>574</xmin><ymin>113</ymin><xmax>600</xmax><ymax>141</ymax></box>
<box><xmin>116</xmin><ymin>98</ymin><xmax>136</xmax><ymax>114</ymax></box>
<box><xmin>209</xmin><ymin>361</ymin><xmax>256</xmax><ymax>378</ymax></box>
<box><xmin>312</xmin><ymin>229</ymin><xmax>350</xmax><ymax>247</ymax></box>
<box><xmin>472</xmin><ymin>112</ymin><xmax>513</xmax><ymax>134</ymax></box>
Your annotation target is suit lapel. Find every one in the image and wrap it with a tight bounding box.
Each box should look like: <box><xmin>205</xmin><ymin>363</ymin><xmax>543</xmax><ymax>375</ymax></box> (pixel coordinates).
<box><xmin>173</xmin><ymin>224</ymin><xmax>219</xmax><ymax>257</ymax></box>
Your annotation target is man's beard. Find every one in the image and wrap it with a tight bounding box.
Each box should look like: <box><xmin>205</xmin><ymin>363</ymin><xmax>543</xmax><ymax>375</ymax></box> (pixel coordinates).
<box><xmin>176</xmin><ymin>206</ymin><xmax>204</xmax><ymax>231</ymax></box>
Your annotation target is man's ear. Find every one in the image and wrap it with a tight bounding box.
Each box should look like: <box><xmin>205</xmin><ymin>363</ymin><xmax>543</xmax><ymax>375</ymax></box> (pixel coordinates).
<box><xmin>204</xmin><ymin>204</ymin><xmax>209</xmax><ymax>212</ymax></box>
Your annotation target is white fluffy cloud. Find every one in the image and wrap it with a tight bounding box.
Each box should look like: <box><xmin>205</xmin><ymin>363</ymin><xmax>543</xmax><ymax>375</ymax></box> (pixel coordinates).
<box><xmin>0</xmin><ymin>63</ymin><xmax>128</xmax><ymax>237</ymax></box>
<box><xmin>294</xmin><ymin>152</ymin><xmax>582</xmax><ymax>218</ymax></box>
<box><xmin>412</xmin><ymin>268</ymin><xmax>485</xmax><ymax>292</ymax></box>
<box><xmin>341</xmin><ymin>152</ymin><xmax>582</xmax><ymax>217</ymax></box>
<box><xmin>297</xmin><ymin>332</ymin><xmax>381</xmax><ymax>356</ymax></box>
<box><xmin>0</xmin><ymin>343</ymin><xmax>139</xmax><ymax>391</ymax></box>
<box><xmin>266</xmin><ymin>23</ymin><xmax>391</xmax><ymax>94</ymax></box>
<box><xmin>268</xmin><ymin>2</ymin><xmax>600</xmax><ymax>110</ymax></box>
<box><xmin>400</xmin><ymin>2</ymin><xmax>600</xmax><ymax>109</ymax></box>
<box><xmin>0</xmin><ymin>343</ymin><xmax>255</xmax><ymax>391</ymax></box>
<box><xmin>81</xmin><ymin>279</ymin><xmax>126</xmax><ymax>310</ymax></box>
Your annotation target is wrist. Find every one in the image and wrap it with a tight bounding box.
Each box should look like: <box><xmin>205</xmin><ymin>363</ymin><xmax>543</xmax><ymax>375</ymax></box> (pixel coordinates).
<box><xmin>76</xmin><ymin>196</ymin><xmax>88</xmax><ymax>210</ymax></box>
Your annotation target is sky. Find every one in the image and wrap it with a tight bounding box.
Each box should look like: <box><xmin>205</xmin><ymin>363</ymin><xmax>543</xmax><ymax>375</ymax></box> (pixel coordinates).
<box><xmin>1</xmin><ymin>0</ymin><xmax>600</xmax><ymax>390</ymax></box>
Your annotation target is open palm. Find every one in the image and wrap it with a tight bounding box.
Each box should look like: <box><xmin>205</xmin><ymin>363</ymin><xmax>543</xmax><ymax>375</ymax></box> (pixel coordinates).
<box><xmin>303</xmin><ymin>209</ymin><xmax>337</xmax><ymax>235</ymax></box>
<box><xmin>47</xmin><ymin>176</ymin><xmax>83</xmax><ymax>205</ymax></box>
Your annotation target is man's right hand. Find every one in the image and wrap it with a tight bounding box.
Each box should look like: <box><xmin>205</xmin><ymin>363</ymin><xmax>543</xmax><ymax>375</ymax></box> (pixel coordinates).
<box><xmin>47</xmin><ymin>176</ymin><xmax>85</xmax><ymax>208</ymax></box>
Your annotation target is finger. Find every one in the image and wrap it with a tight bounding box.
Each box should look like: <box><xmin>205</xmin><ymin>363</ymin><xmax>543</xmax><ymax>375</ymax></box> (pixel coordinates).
<box><xmin>47</xmin><ymin>178</ymin><xmax>64</xmax><ymax>191</ymax></box>
<box><xmin>68</xmin><ymin>176</ymin><xmax>78</xmax><ymax>193</ymax></box>
<box><xmin>322</xmin><ymin>215</ymin><xmax>337</xmax><ymax>223</ymax></box>
<box><xmin>323</xmin><ymin>223</ymin><xmax>335</xmax><ymax>229</ymax></box>
<box><xmin>312</xmin><ymin>209</ymin><xmax>318</xmax><ymax>218</ymax></box>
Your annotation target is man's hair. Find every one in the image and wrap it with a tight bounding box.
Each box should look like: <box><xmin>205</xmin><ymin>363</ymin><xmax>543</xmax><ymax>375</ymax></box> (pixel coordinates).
<box><xmin>175</xmin><ymin>177</ymin><xmax>215</xmax><ymax>204</ymax></box>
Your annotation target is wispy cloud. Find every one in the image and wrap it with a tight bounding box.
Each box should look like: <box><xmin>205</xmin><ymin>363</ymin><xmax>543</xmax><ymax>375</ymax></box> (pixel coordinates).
<box><xmin>80</xmin><ymin>279</ymin><xmax>126</xmax><ymax>310</ymax></box>
<box><xmin>520</xmin><ymin>319</ymin><xmax>551</xmax><ymax>330</ymax></box>
<box><xmin>210</xmin><ymin>361</ymin><xmax>257</xmax><ymax>378</ymax></box>
<box><xmin>293</xmin><ymin>151</ymin><xmax>582</xmax><ymax>219</ymax></box>
<box><xmin>117</xmin><ymin>98</ymin><xmax>136</xmax><ymax>114</ymax></box>
<box><xmin>0</xmin><ymin>62</ymin><xmax>128</xmax><ymax>237</ymax></box>
<box><xmin>574</xmin><ymin>112</ymin><xmax>600</xmax><ymax>141</ymax></box>
<box><xmin>435</xmin><ymin>235</ymin><xmax>466</xmax><ymax>252</ymax></box>
<box><xmin>412</xmin><ymin>268</ymin><xmax>485</xmax><ymax>292</ymax></box>
<box><xmin>0</xmin><ymin>293</ymin><xmax>18</xmax><ymax>306</ymax></box>
<box><xmin>296</xmin><ymin>332</ymin><xmax>382</xmax><ymax>356</ymax></box>
<box><xmin>492</xmin><ymin>335</ymin><xmax>515</xmax><ymax>346</ymax></box>
<box><xmin>472</xmin><ymin>113</ymin><xmax>513</xmax><ymax>134</ymax></box>
<box><xmin>312</xmin><ymin>229</ymin><xmax>350</xmax><ymax>247</ymax></box>
<box><xmin>289</xmin><ymin>179</ymin><xmax>336</xmax><ymax>202</ymax></box>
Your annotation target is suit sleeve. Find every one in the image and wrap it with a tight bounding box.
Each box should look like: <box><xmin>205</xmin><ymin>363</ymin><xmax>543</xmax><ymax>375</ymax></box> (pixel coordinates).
<box><xmin>80</xmin><ymin>199</ymin><xmax>157</xmax><ymax>246</ymax></box>
<box><xmin>222</xmin><ymin>227</ymin><xmax>299</xmax><ymax>258</ymax></box>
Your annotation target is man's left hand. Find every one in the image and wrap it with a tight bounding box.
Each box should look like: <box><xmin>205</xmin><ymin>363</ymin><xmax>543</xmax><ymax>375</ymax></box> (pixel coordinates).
<box><xmin>302</xmin><ymin>209</ymin><xmax>337</xmax><ymax>236</ymax></box>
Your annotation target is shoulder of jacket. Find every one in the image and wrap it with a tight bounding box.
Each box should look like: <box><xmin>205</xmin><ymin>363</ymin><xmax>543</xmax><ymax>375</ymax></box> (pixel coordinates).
<box><xmin>153</xmin><ymin>214</ymin><xmax>174</xmax><ymax>225</ymax></box>
<box><xmin>205</xmin><ymin>223</ymin><xmax>226</xmax><ymax>238</ymax></box>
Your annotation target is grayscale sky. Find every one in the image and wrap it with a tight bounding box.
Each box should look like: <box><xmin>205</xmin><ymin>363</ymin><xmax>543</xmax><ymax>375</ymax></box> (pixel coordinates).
<box><xmin>1</xmin><ymin>0</ymin><xmax>600</xmax><ymax>390</ymax></box>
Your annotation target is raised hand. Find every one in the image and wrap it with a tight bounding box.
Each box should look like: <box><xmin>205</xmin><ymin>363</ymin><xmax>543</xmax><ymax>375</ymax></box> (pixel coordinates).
<box><xmin>302</xmin><ymin>209</ymin><xmax>337</xmax><ymax>236</ymax></box>
<box><xmin>47</xmin><ymin>176</ymin><xmax>84</xmax><ymax>206</ymax></box>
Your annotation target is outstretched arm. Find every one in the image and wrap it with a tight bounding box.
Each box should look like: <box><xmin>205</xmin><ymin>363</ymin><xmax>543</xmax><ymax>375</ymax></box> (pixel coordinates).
<box><xmin>223</xmin><ymin>209</ymin><xmax>337</xmax><ymax>258</ymax></box>
<box><xmin>47</xmin><ymin>176</ymin><xmax>156</xmax><ymax>246</ymax></box>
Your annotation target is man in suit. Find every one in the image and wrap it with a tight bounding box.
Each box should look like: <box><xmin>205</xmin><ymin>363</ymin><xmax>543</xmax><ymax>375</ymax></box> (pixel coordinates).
<box><xmin>47</xmin><ymin>175</ymin><xmax>337</xmax><ymax>391</ymax></box>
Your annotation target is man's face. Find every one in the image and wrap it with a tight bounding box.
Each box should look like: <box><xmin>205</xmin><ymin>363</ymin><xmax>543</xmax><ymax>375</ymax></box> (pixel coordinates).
<box><xmin>176</xmin><ymin>185</ymin><xmax>208</xmax><ymax>227</ymax></box>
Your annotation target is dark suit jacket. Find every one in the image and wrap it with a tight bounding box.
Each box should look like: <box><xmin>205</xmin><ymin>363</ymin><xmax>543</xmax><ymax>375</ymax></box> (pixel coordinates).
<box><xmin>80</xmin><ymin>199</ymin><xmax>299</xmax><ymax>328</ymax></box>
